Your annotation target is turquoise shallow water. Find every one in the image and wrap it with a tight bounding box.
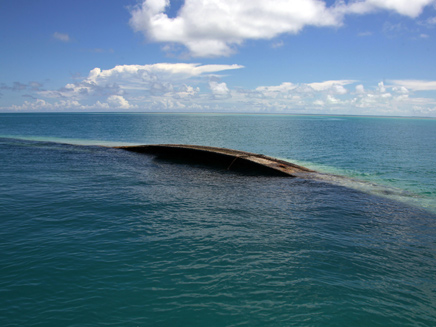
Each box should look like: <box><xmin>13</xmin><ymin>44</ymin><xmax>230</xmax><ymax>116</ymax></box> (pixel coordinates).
<box><xmin>1</xmin><ymin>113</ymin><xmax>436</xmax><ymax>326</ymax></box>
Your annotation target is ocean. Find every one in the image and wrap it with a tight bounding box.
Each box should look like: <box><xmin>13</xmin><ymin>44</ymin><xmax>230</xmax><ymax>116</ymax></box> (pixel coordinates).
<box><xmin>0</xmin><ymin>113</ymin><xmax>435</xmax><ymax>326</ymax></box>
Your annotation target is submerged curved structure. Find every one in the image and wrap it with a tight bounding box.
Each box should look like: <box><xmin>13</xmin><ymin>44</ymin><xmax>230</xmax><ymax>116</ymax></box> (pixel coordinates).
<box><xmin>116</xmin><ymin>144</ymin><xmax>314</xmax><ymax>177</ymax></box>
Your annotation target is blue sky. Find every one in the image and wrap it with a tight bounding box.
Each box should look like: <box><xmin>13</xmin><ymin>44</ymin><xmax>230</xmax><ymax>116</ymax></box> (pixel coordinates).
<box><xmin>1</xmin><ymin>0</ymin><xmax>436</xmax><ymax>116</ymax></box>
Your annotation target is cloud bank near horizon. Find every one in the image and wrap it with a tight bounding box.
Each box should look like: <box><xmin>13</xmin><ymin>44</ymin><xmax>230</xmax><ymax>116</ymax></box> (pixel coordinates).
<box><xmin>3</xmin><ymin>63</ymin><xmax>436</xmax><ymax>116</ymax></box>
<box><xmin>129</xmin><ymin>0</ymin><xmax>436</xmax><ymax>57</ymax></box>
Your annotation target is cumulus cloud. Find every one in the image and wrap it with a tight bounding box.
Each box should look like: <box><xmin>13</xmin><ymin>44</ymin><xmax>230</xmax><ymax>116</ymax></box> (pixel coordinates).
<box><xmin>209</xmin><ymin>80</ymin><xmax>231</xmax><ymax>99</ymax></box>
<box><xmin>256</xmin><ymin>82</ymin><xmax>297</xmax><ymax>95</ymax></box>
<box><xmin>40</xmin><ymin>63</ymin><xmax>242</xmax><ymax>100</ymax></box>
<box><xmin>255</xmin><ymin>80</ymin><xmax>354</xmax><ymax>98</ymax></box>
<box><xmin>130</xmin><ymin>0</ymin><xmax>341</xmax><ymax>57</ymax></box>
<box><xmin>10</xmin><ymin>99</ymin><xmax>81</xmax><ymax>111</ymax></box>
<box><xmin>7</xmin><ymin>62</ymin><xmax>243</xmax><ymax>112</ymax></box>
<box><xmin>308</xmin><ymin>80</ymin><xmax>354</xmax><ymax>94</ymax></box>
<box><xmin>40</xmin><ymin>81</ymin><xmax>122</xmax><ymax>99</ymax></box>
<box><xmin>8</xmin><ymin>96</ymin><xmax>137</xmax><ymax>112</ymax></box>
<box><xmin>230</xmin><ymin>78</ymin><xmax>436</xmax><ymax>115</ymax></box>
<box><xmin>5</xmin><ymin>77</ymin><xmax>436</xmax><ymax>116</ymax></box>
<box><xmin>355</xmin><ymin>84</ymin><xmax>365</xmax><ymax>93</ymax></box>
<box><xmin>392</xmin><ymin>85</ymin><xmax>409</xmax><ymax>94</ymax></box>
<box><xmin>107</xmin><ymin>95</ymin><xmax>132</xmax><ymax>109</ymax></box>
<box><xmin>252</xmin><ymin>80</ymin><xmax>352</xmax><ymax>107</ymax></box>
<box><xmin>53</xmin><ymin>32</ymin><xmax>71</xmax><ymax>42</ymax></box>
<box><xmin>170</xmin><ymin>84</ymin><xmax>200</xmax><ymax>99</ymax></box>
<box><xmin>86</xmin><ymin>63</ymin><xmax>243</xmax><ymax>85</ymax></box>
<box><xmin>377</xmin><ymin>81</ymin><xmax>386</xmax><ymax>93</ymax></box>
<box><xmin>4</xmin><ymin>60</ymin><xmax>436</xmax><ymax>116</ymax></box>
<box><xmin>129</xmin><ymin>0</ymin><xmax>436</xmax><ymax>57</ymax></box>
<box><xmin>326</xmin><ymin>94</ymin><xmax>341</xmax><ymax>104</ymax></box>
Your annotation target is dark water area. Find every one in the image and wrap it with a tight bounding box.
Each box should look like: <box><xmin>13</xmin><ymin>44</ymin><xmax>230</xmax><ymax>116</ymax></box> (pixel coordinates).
<box><xmin>1</xmin><ymin>137</ymin><xmax>436</xmax><ymax>326</ymax></box>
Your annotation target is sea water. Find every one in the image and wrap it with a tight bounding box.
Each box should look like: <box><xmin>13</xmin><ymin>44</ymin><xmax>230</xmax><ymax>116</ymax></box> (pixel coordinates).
<box><xmin>0</xmin><ymin>113</ymin><xmax>435</xmax><ymax>326</ymax></box>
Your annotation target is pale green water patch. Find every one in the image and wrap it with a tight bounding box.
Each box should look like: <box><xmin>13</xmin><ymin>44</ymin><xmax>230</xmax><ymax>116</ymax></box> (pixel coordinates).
<box><xmin>285</xmin><ymin>157</ymin><xmax>436</xmax><ymax>214</ymax></box>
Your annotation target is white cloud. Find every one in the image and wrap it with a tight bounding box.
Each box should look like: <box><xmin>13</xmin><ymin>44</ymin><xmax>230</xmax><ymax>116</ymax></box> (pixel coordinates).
<box><xmin>148</xmin><ymin>98</ymin><xmax>189</xmax><ymax>111</ymax></box>
<box><xmin>4</xmin><ymin>66</ymin><xmax>436</xmax><ymax>116</ymax></box>
<box><xmin>356</xmin><ymin>84</ymin><xmax>365</xmax><ymax>93</ymax></box>
<box><xmin>130</xmin><ymin>0</ymin><xmax>341</xmax><ymax>57</ymax></box>
<box><xmin>342</xmin><ymin>0</ymin><xmax>435</xmax><ymax>18</ymax></box>
<box><xmin>5</xmin><ymin>62</ymin><xmax>244</xmax><ymax>112</ymax></box>
<box><xmin>53</xmin><ymin>32</ymin><xmax>70</xmax><ymax>42</ymax></box>
<box><xmin>8</xmin><ymin>97</ymin><xmax>137</xmax><ymax>112</ymax></box>
<box><xmin>377</xmin><ymin>81</ymin><xmax>386</xmax><ymax>93</ymax></box>
<box><xmin>255</xmin><ymin>82</ymin><xmax>298</xmax><ymax>98</ymax></box>
<box><xmin>130</xmin><ymin>0</ymin><xmax>436</xmax><ymax>57</ymax></box>
<box><xmin>10</xmin><ymin>99</ymin><xmax>81</xmax><ymax>111</ymax></box>
<box><xmin>390</xmin><ymin>79</ymin><xmax>436</xmax><ymax>91</ymax></box>
<box><xmin>107</xmin><ymin>95</ymin><xmax>132</xmax><ymax>109</ymax></box>
<box><xmin>209</xmin><ymin>81</ymin><xmax>230</xmax><ymax>98</ymax></box>
<box><xmin>87</xmin><ymin>63</ymin><xmax>243</xmax><ymax>84</ymax></box>
<box><xmin>39</xmin><ymin>81</ymin><xmax>121</xmax><ymax>100</ymax></box>
<box><xmin>392</xmin><ymin>86</ymin><xmax>409</xmax><ymax>94</ymax></box>
<box><xmin>40</xmin><ymin>63</ymin><xmax>243</xmax><ymax>100</ymax></box>
<box><xmin>232</xmin><ymin>79</ymin><xmax>436</xmax><ymax>116</ymax></box>
<box><xmin>308</xmin><ymin>80</ymin><xmax>354</xmax><ymax>93</ymax></box>
<box><xmin>254</xmin><ymin>80</ymin><xmax>354</xmax><ymax>98</ymax></box>
<box><xmin>326</xmin><ymin>94</ymin><xmax>341</xmax><ymax>104</ymax></box>
<box><xmin>167</xmin><ymin>84</ymin><xmax>200</xmax><ymax>99</ymax></box>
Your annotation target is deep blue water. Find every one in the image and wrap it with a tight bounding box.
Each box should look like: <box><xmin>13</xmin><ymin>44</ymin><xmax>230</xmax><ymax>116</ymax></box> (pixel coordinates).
<box><xmin>0</xmin><ymin>113</ymin><xmax>435</xmax><ymax>326</ymax></box>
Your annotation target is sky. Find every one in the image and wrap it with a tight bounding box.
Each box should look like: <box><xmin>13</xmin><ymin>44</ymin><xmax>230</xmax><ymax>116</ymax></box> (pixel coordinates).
<box><xmin>1</xmin><ymin>0</ymin><xmax>436</xmax><ymax>116</ymax></box>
